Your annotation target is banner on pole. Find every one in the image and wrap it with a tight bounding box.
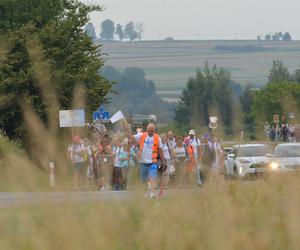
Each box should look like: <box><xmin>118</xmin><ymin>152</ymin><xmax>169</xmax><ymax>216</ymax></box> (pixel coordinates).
<box><xmin>110</xmin><ymin>111</ymin><xmax>125</xmax><ymax>124</ymax></box>
<box><xmin>59</xmin><ymin>109</ymin><xmax>85</xmax><ymax>128</ymax></box>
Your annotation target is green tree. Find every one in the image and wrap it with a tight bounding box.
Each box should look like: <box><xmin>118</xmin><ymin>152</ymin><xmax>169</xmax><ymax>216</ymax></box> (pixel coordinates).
<box><xmin>124</xmin><ymin>21</ymin><xmax>138</xmax><ymax>42</ymax></box>
<box><xmin>292</xmin><ymin>68</ymin><xmax>300</xmax><ymax>83</ymax></box>
<box><xmin>283</xmin><ymin>32</ymin><xmax>292</xmax><ymax>41</ymax></box>
<box><xmin>99</xmin><ymin>65</ymin><xmax>120</xmax><ymax>82</ymax></box>
<box><xmin>85</xmin><ymin>22</ymin><xmax>97</xmax><ymax>42</ymax></box>
<box><xmin>0</xmin><ymin>0</ymin><xmax>63</xmax><ymax>33</ymax></box>
<box><xmin>240</xmin><ymin>83</ymin><xmax>256</xmax><ymax>137</ymax></box>
<box><xmin>213</xmin><ymin>67</ymin><xmax>233</xmax><ymax>134</ymax></box>
<box><xmin>115</xmin><ymin>24</ymin><xmax>124</xmax><ymax>41</ymax></box>
<box><xmin>101</xmin><ymin>66</ymin><xmax>174</xmax><ymax>123</ymax></box>
<box><xmin>252</xmin><ymin>82</ymin><xmax>300</xmax><ymax>127</ymax></box>
<box><xmin>40</xmin><ymin>1</ymin><xmax>112</xmax><ymax>113</ymax></box>
<box><xmin>0</xmin><ymin>32</ymin><xmax>45</xmax><ymax>140</ymax></box>
<box><xmin>272</xmin><ymin>32</ymin><xmax>280</xmax><ymax>41</ymax></box>
<box><xmin>0</xmin><ymin>0</ymin><xmax>112</xmax><ymax>142</ymax></box>
<box><xmin>135</xmin><ymin>22</ymin><xmax>144</xmax><ymax>41</ymax></box>
<box><xmin>268</xmin><ymin>60</ymin><xmax>290</xmax><ymax>83</ymax></box>
<box><xmin>100</xmin><ymin>19</ymin><xmax>115</xmax><ymax>40</ymax></box>
<box><xmin>175</xmin><ymin>63</ymin><xmax>233</xmax><ymax>134</ymax></box>
<box><xmin>265</xmin><ymin>34</ymin><xmax>271</xmax><ymax>41</ymax></box>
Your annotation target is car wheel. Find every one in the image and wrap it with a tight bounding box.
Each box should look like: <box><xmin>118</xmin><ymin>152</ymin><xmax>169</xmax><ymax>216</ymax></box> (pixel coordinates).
<box><xmin>224</xmin><ymin>165</ymin><xmax>234</xmax><ymax>180</ymax></box>
<box><xmin>233</xmin><ymin>165</ymin><xmax>240</xmax><ymax>180</ymax></box>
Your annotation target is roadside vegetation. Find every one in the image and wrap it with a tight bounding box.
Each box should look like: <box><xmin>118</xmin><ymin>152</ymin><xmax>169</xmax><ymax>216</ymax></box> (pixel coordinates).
<box><xmin>1</xmin><ymin>152</ymin><xmax>300</xmax><ymax>250</ymax></box>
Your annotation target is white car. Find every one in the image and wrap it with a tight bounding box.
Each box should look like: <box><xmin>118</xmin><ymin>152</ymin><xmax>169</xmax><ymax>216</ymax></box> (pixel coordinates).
<box><xmin>225</xmin><ymin>144</ymin><xmax>273</xmax><ymax>178</ymax></box>
<box><xmin>270</xmin><ymin>143</ymin><xmax>300</xmax><ymax>172</ymax></box>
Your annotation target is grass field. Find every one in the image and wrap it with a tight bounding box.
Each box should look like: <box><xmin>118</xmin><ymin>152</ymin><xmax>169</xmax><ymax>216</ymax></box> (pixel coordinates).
<box><xmin>101</xmin><ymin>40</ymin><xmax>300</xmax><ymax>101</ymax></box>
<box><xmin>2</xmin><ymin>134</ymin><xmax>300</xmax><ymax>249</ymax></box>
<box><xmin>2</xmin><ymin>171</ymin><xmax>300</xmax><ymax>249</ymax></box>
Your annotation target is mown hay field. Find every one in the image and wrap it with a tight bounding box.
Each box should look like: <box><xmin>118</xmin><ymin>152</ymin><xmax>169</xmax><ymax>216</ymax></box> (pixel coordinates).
<box><xmin>101</xmin><ymin>40</ymin><xmax>300</xmax><ymax>101</ymax></box>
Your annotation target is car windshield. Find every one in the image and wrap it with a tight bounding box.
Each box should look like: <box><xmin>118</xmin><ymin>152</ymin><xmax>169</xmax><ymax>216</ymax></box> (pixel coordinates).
<box><xmin>275</xmin><ymin>145</ymin><xmax>300</xmax><ymax>158</ymax></box>
<box><xmin>236</xmin><ymin>146</ymin><xmax>272</xmax><ymax>157</ymax></box>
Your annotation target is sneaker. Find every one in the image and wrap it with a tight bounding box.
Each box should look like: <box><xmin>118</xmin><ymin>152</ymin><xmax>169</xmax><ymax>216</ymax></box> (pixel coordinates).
<box><xmin>149</xmin><ymin>192</ymin><xmax>156</xmax><ymax>199</ymax></box>
<box><xmin>197</xmin><ymin>180</ymin><xmax>203</xmax><ymax>188</ymax></box>
<box><xmin>100</xmin><ymin>186</ymin><xmax>105</xmax><ymax>191</ymax></box>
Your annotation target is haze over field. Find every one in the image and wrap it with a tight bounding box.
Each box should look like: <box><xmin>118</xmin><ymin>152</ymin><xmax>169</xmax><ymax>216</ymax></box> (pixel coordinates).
<box><xmin>101</xmin><ymin>40</ymin><xmax>300</xmax><ymax>101</ymax></box>
<box><xmin>83</xmin><ymin>0</ymin><xmax>300</xmax><ymax>40</ymax></box>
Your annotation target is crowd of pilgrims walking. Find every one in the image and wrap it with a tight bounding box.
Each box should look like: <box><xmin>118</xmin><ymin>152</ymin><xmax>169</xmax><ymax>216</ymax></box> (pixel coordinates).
<box><xmin>68</xmin><ymin>123</ymin><xmax>224</xmax><ymax>197</ymax></box>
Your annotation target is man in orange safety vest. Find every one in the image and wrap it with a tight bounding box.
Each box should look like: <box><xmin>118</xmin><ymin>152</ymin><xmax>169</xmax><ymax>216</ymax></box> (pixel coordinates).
<box><xmin>128</xmin><ymin>123</ymin><xmax>165</xmax><ymax>198</ymax></box>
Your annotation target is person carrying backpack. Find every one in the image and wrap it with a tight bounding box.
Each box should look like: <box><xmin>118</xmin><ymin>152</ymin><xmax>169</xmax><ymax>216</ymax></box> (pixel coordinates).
<box><xmin>184</xmin><ymin>130</ymin><xmax>202</xmax><ymax>186</ymax></box>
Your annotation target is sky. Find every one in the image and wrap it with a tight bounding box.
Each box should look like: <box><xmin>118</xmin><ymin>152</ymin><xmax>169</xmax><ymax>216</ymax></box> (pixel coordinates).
<box><xmin>82</xmin><ymin>0</ymin><xmax>300</xmax><ymax>40</ymax></box>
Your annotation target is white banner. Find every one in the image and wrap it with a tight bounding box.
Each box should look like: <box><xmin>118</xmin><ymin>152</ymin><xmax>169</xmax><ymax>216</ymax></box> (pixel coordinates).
<box><xmin>59</xmin><ymin>110</ymin><xmax>85</xmax><ymax>128</ymax></box>
<box><xmin>110</xmin><ymin>111</ymin><xmax>125</xmax><ymax>124</ymax></box>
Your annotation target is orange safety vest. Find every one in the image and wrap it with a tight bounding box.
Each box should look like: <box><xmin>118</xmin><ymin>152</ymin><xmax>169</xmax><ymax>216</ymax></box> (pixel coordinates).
<box><xmin>138</xmin><ymin>132</ymin><xmax>159</xmax><ymax>163</ymax></box>
<box><xmin>186</xmin><ymin>144</ymin><xmax>196</xmax><ymax>172</ymax></box>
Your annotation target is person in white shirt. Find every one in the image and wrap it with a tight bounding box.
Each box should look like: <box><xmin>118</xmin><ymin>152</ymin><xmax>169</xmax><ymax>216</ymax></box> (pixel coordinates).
<box><xmin>112</xmin><ymin>137</ymin><xmax>123</xmax><ymax>191</ymax></box>
<box><xmin>68</xmin><ymin>135</ymin><xmax>86</xmax><ymax>190</ymax></box>
<box><xmin>160</xmin><ymin>134</ymin><xmax>174</xmax><ymax>188</ymax></box>
<box><xmin>167</xmin><ymin>130</ymin><xmax>176</xmax><ymax>149</ymax></box>
<box><xmin>83</xmin><ymin>138</ymin><xmax>94</xmax><ymax>188</ymax></box>
<box><xmin>174</xmin><ymin>136</ymin><xmax>186</xmax><ymax>186</ymax></box>
<box><xmin>127</xmin><ymin>123</ymin><xmax>165</xmax><ymax>198</ymax></box>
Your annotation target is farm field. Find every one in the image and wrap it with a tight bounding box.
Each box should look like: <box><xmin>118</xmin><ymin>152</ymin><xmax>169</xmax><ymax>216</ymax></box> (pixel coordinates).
<box><xmin>101</xmin><ymin>40</ymin><xmax>300</xmax><ymax>101</ymax></box>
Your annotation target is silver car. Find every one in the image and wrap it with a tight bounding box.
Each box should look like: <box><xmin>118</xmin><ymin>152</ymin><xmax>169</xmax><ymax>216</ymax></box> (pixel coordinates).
<box><xmin>225</xmin><ymin>144</ymin><xmax>273</xmax><ymax>178</ymax></box>
<box><xmin>270</xmin><ymin>143</ymin><xmax>300</xmax><ymax>171</ymax></box>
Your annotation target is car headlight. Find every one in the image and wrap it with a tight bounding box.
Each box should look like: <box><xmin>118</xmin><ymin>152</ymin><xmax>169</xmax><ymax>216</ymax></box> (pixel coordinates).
<box><xmin>270</xmin><ymin>162</ymin><xmax>279</xmax><ymax>170</ymax></box>
<box><xmin>239</xmin><ymin>166</ymin><xmax>243</xmax><ymax>174</ymax></box>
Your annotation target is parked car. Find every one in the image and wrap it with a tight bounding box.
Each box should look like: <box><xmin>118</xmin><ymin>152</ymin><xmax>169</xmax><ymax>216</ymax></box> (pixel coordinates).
<box><xmin>225</xmin><ymin>144</ymin><xmax>273</xmax><ymax>178</ymax></box>
<box><xmin>222</xmin><ymin>147</ymin><xmax>232</xmax><ymax>159</ymax></box>
<box><xmin>270</xmin><ymin>143</ymin><xmax>300</xmax><ymax>172</ymax></box>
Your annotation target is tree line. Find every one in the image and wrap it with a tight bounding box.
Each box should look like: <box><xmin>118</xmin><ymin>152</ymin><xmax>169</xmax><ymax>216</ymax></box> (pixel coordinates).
<box><xmin>0</xmin><ymin>0</ymin><xmax>112</xmax><ymax>145</ymax></box>
<box><xmin>85</xmin><ymin>19</ymin><xmax>144</xmax><ymax>42</ymax></box>
<box><xmin>174</xmin><ymin>59</ymin><xmax>300</xmax><ymax>139</ymax></box>
<box><xmin>241</xmin><ymin>60</ymin><xmax>300</xmax><ymax>139</ymax></box>
<box><xmin>174</xmin><ymin>63</ymin><xmax>234</xmax><ymax>135</ymax></box>
<box><xmin>100</xmin><ymin>66</ymin><xmax>175</xmax><ymax>122</ymax></box>
<box><xmin>257</xmin><ymin>32</ymin><xmax>292</xmax><ymax>42</ymax></box>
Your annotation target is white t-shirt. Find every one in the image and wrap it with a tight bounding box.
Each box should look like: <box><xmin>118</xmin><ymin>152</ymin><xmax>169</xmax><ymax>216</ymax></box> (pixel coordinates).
<box><xmin>167</xmin><ymin>138</ymin><xmax>176</xmax><ymax>149</ymax></box>
<box><xmin>174</xmin><ymin>146</ymin><xmax>186</xmax><ymax>160</ymax></box>
<box><xmin>162</xmin><ymin>143</ymin><xmax>171</xmax><ymax>161</ymax></box>
<box><xmin>113</xmin><ymin>146</ymin><xmax>122</xmax><ymax>167</ymax></box>
<box><xmin>134</xmin><ymin>133</ymin><xmax>163</xmax><ymax>164</ymax></box>
<box><xmin>68</xmin><ymin>143</ymin><xmax>86</xmax><ymax>163</ymax></box>
<box><xmin>86</xmin><ymin>145</ymin><xmax>93</xmax><ymax>164</ymax></box>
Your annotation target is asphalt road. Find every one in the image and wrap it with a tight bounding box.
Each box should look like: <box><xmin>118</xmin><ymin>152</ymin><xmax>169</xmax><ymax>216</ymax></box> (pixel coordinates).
<box><xmin>0</xmin><ymin>191</ymin><xmax>134</xmax><ymax>207</ymax></box>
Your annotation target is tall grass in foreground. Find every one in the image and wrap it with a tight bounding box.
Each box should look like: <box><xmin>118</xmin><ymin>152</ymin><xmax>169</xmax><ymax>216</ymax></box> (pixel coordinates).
<box><xmin>1</xmin><ymin>122</ymin><xmax>300</xmax><ymax>249</ymax></box>
<box><xmin>1</xmin><ymin>171</ymin><xmax>300</xmax><ymax>249</ymax></box>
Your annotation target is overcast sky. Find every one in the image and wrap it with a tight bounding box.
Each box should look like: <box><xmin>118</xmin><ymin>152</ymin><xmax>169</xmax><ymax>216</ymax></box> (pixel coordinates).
<box><xmin>82</xmin><ymin>0</ymin><xmax>300</xmax><ymax>40</ymax></box>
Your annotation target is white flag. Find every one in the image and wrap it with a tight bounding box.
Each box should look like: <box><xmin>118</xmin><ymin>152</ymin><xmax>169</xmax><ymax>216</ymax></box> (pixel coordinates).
<box><xmin>110</xmin><ymin>111</ymin><xmax>125</xmax><ymax>124</ymax></box>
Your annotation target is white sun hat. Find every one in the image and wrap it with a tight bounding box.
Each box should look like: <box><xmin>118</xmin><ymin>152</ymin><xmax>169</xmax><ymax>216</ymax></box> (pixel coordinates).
<box><xmin>189</xmin><ymin>130</ymin><xmax>196</xmax><ymax>135</ymax></box>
